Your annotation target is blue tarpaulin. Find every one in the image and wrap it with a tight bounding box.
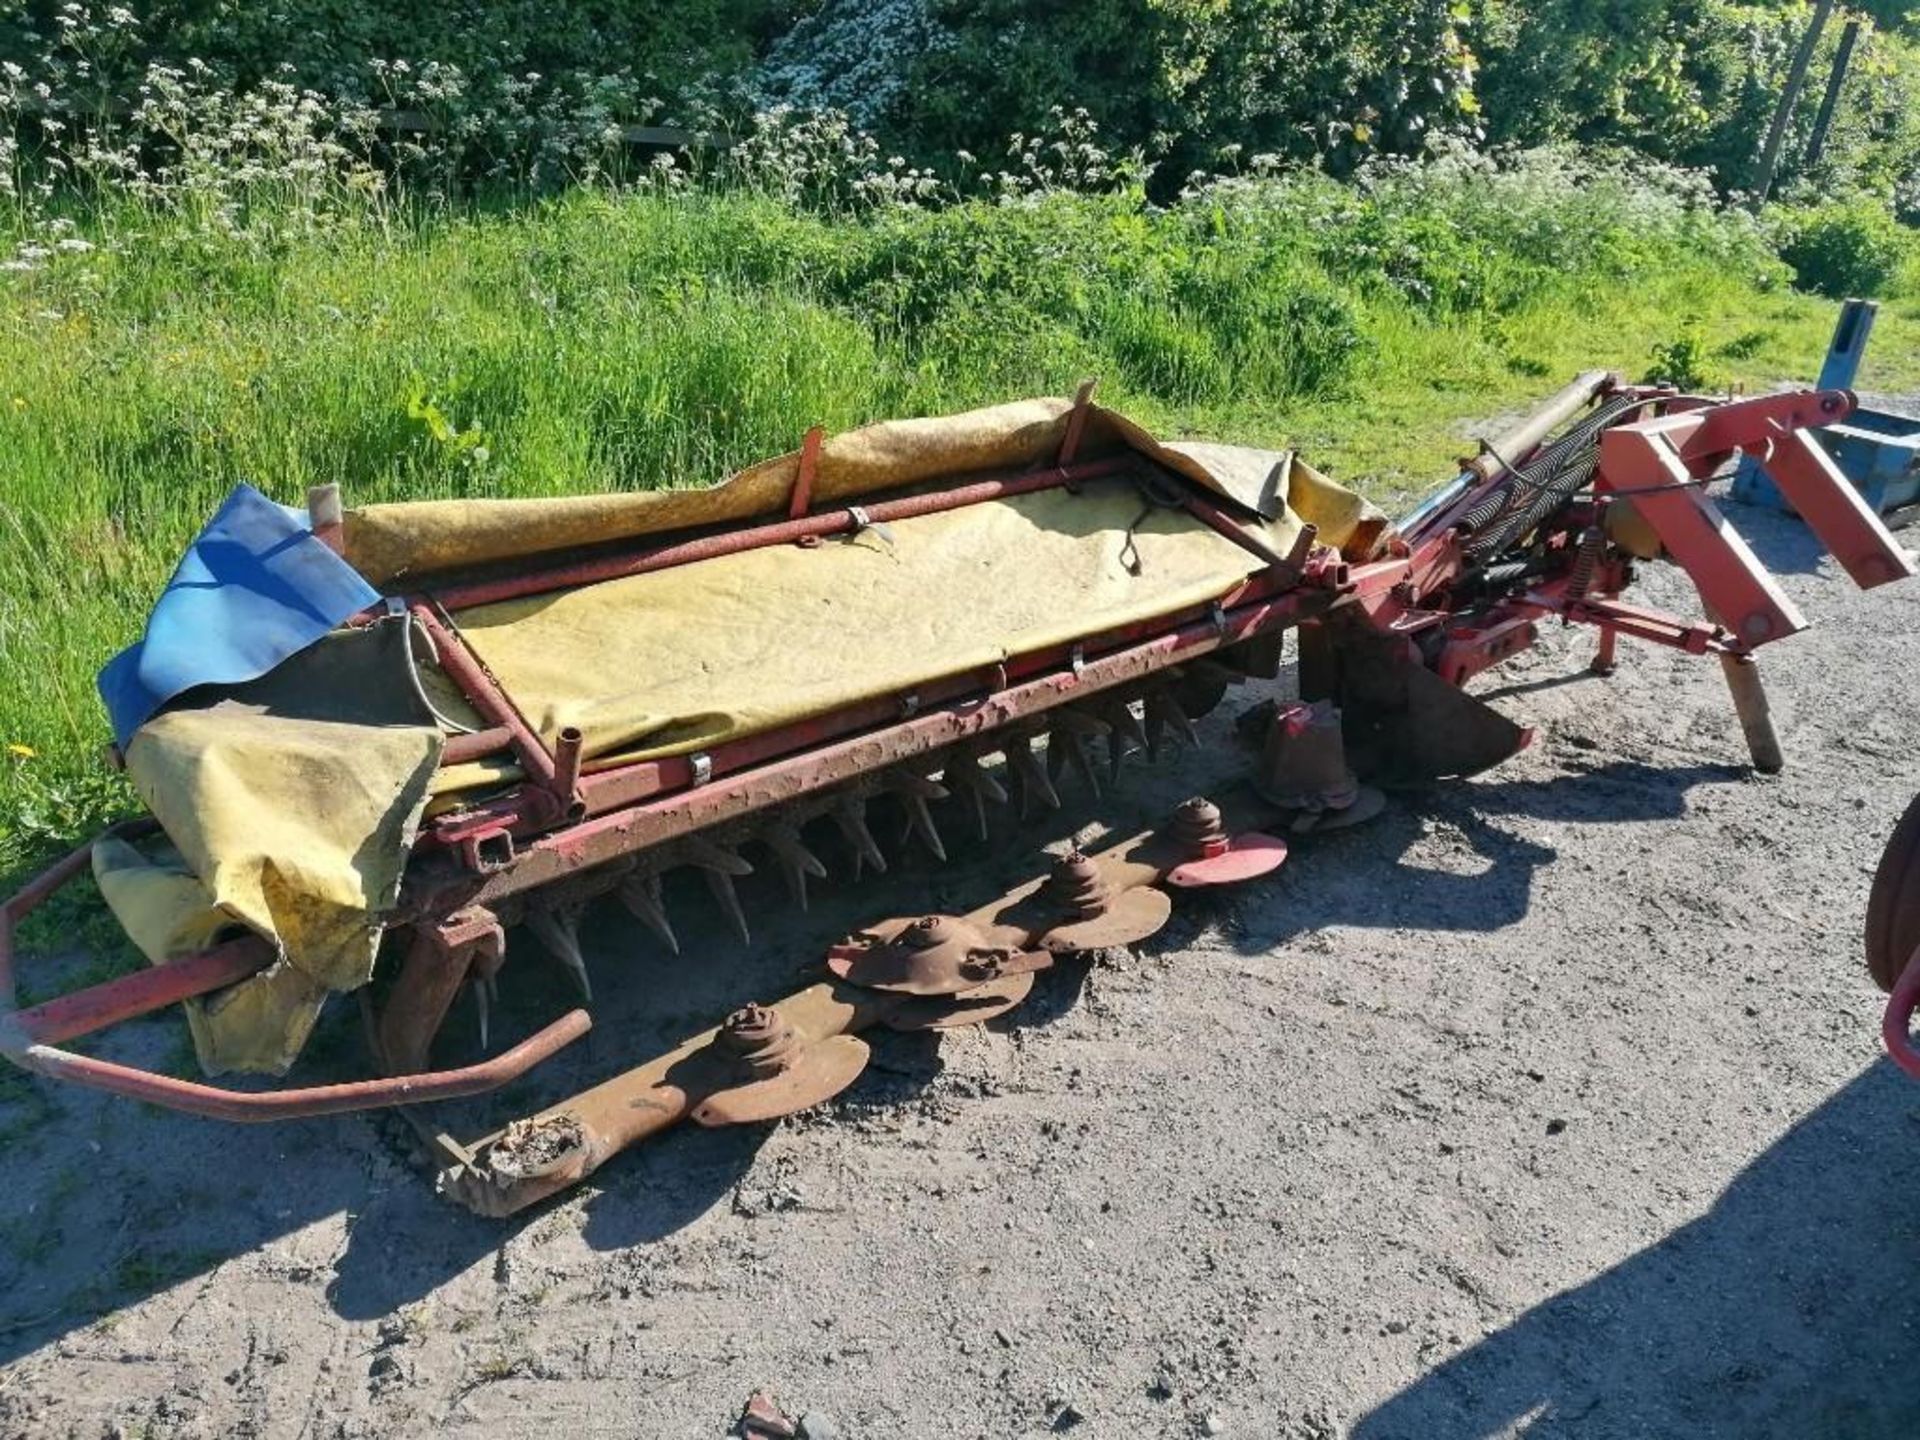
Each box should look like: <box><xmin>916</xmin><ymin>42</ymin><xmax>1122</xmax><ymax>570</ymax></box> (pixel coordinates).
<box><xmin>97</xmin><ymin>484</ymin><xmax>381</xmax><ymax>746</ymax></box>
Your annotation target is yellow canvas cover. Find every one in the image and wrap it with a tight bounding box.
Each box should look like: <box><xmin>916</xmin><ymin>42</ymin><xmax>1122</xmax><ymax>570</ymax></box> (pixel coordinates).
<box><xmin>101</xmin><ymin>625</ymin><xmax>442</xmax><ymax>1074</ymax></box>
<box><xmin>111</xmin><ymin>396</ymin><xmax>1388</xmax><ymax>1075</ymax></box>
<box><xmin>453</xmin><ymin>478</ymin><xmax>1296</xmax><ymax>768</ymax></box>
<box><xmin>343</xmin><ymin>398</ymin><xmax>1387</xmax><ymax>587</ymax></box>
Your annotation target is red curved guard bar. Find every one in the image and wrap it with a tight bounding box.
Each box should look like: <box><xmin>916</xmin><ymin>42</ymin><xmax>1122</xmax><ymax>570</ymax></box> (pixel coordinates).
<box><xmin>1882</xmin><ymin>948</ymin><xmax>1920</xmax><ymax>1080</ymax></box>
<box><xmin>0</xmin><ymin>818</ymin><xmax>158</xmax><ymax>1003</ymax></box>
<box><xmin>10</xmin><ymin>1009</ymin><xmax>591</xmax><ymax>1122</ymax></box>
<box><xmin>3</xmin><ymin>828</ymin><xmax>592</xmax><ymax>1120</ymax></box>
<box><xmin>8</xmin><ymin>936</ymin><xmax>272</xmax><ymax>1045</ymax></box>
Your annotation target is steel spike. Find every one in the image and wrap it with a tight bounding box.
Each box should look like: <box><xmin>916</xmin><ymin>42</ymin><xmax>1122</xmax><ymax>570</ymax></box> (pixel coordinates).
<box><xmin>765</xmin><ymin>824</ymin><xmax>828</xmax><ymax>911</ymax></box>
<box><xmin>1144</xmin><ymin>684</ymin><xmax>1200</xmax><ymax>760</ymax></box>
<box><xmin>961</xmin><ymin>789</ymin><xmax>989</xmax><ymax>842</ymax></box>
<box><xmin>888</xmin><ymin>769</ymin><xmax>949</xmax><ymax>801</ymax></box>
<box><xmin>702</xmin><ymin>867</ymin><xmax>752</xmax><ymax>946</ymax></box>
<box><xmin>616</xmin><ymin>869</ymin><xmax>679</xmax><ymax>954</ymax></box>
<box><xmin>1005</xmin><ymin>737</ymin><xmax>1061</xmax><ymax>815</ymax></box>
<box><xmin>834</xmin><ymin>796</ymin><xmax>888</xmax><ymax>879</ymax></box>
<box><xmin>1046</xmin><ymin>724</ymin><xmax>1103</xmax><ymax>798</ymax></box>
<box><xmin>899</xmin><ymin>790</ymin><xmax>948</xmax><ymax>861</ymax></box>
<box><xmin>683</xmin><ymin>836</ymin><xmax>754</xmax><ymax>878</ymax></box>
<box><xmin>945</xmin><ymin>750</ymin><xmax>1008</xmax><ymax>805</ymax></box>
<box><xmin>527</xmin><ymin>905</ymin><xmax>592</xmax><ymax>1003</ymax></box>
<box><xmin>1045</xmin><ymin>708</ymin><xmax>1110</xmax><ymax>772</ymax></box>
<box><xmin>473</xmin><ymin>974</ymin><xmax>491</xmax><ymax>1052</ymax></box>
<box><xmin>1098</xmin><ymin>698</ymin><xmax>1150</xmax><ymax>780</ymax></box>
<box><xmin>942</xmin><ymin>750</ymin><xmax>1009</xmax><ymax>841</ymax></box>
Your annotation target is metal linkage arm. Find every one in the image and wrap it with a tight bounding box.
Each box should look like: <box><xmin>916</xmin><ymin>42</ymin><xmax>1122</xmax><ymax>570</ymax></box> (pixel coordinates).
<box><xmin>1596</xmin><ymin>388</ymin><xmax>1915</xmax><ymax>648</ymax></box>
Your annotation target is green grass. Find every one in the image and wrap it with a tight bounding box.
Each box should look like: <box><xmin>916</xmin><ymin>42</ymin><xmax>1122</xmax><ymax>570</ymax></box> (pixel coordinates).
<box><xmin>2</xmin><ymin>176</ymin><xmax>1916</xmax><ymax>871</ymax></box>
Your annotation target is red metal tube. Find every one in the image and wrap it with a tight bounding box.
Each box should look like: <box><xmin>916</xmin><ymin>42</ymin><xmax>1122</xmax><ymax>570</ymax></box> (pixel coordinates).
<box><xmin>552</xmin><ymin>725</ymin><xmax>585</xmax><ymax>807</ymax></box>
<box><xmin>2</xmin><ymin>818</ymin><xmax>156</xmax><ymax>925</ymax></box>
<box><xmin>1</xmin><ymin>820</ymin><xmax>160</xmax><ymax>1005</ymax></box>
<box><xmin>11</xmin><ymin>936</ymin><xmax>273</xmax><ymax>1046</ymax></box>
<box><xmin>788</xmin><ymin>425</ymin><xmax>823</xmax><ymax>520</ymax></box>
<box><xmin>8</xmin><ymin>1009</ymin><xmax>592</xmax><ymax>1122</ymax></box>
<box><xmin>441</xmin><ymin>726</ymin><xmax>515</xmax><ymax>766</ymax></box>
<box><xmin>1174</xmin><ymin>489</ymin><xmax>1305</xmax><ymax>572</ymax></box>
<box><xmin>412</xmin><ymin>606</ymin><xmax>565</xmax><ymax>814</ymax></box>
<box><xmin>0</xmin><ymin>806</ymin><xmax>593</xmax><ymax>1124</ymax></box>
<box><xmin>417</xmin><ymin>579</ymin><xmax>1336</xmax><ymax>910</ymax></box>
<box><xmin>427</xmin><ymin>456</ymin><xmax>1131</xmax><ymax>613</ymax></box>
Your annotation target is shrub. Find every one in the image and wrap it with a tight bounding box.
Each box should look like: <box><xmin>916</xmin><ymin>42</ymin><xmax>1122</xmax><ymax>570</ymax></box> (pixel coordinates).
<box><xmin>1775</xmin><ymin>198</ymin><xmax>1913</xmax><ymax>299</ymax></box>
<box><xmin>1646</xmin><ymin>322</ymin><xmax>1713</xmax><ymax>389</ymax></box>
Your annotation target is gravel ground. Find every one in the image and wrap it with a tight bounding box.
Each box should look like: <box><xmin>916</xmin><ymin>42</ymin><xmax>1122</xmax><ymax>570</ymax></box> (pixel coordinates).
<box><xmin>4</xmin><ymin>493</ymin><xmax>1920</xmax><ymax>1440</ymax></box>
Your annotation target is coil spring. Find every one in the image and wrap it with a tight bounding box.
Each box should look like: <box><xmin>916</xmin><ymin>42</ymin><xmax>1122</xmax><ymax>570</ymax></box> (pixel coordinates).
<box><xmin>1460</xmin><ymin>393</ymin><xmax>1647</xmax><ymax>560</ymax></box>
<box><xmin>1565</xmin><ymin>527</ymin><xmax>1606</xmax><ymax>599</ymax></box>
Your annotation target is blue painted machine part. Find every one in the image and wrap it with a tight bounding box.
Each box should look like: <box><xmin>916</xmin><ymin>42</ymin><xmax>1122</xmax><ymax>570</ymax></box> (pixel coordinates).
<box><xmin>96</xmin><ymin>483</ymin><xmax>381</xmax><ymax>747</ymax></box>
<box><xmin>1732</xmin><ymin>298</ymin><xmax>1920</xmax><ymax>516</ymax></box>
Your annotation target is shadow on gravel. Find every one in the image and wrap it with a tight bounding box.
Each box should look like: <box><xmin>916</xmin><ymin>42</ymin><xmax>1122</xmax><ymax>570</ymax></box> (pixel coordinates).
<box><xmin>1724</xmin><ymin>496</ymin><xmax>1831</xmax><ymax>578</ymax></box>
<box><xmin>0</xmin><ymin>749</ymin><xmax>1738</xmax><ymax>1362</ymax></box>
<box><xmin>1208</xmin><ymin>760</ymin><xmax>1737</xmax><ymax>955</ymax></box>
<box><xmin>1354</xmin><ymin>1059</ymin><xmax>1920</xmax><ymax>1440</ymax></box>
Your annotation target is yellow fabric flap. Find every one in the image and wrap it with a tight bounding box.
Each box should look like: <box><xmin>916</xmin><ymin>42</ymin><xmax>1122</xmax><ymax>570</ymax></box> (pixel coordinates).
<box><xmin>342</xmin><ymin>397</ymin><xmax>1391</xmax><ymax>588</ymax></box>
<box><xmin>91</xmin><ymin>836</ymin><xmax>335</xmax><ymax>1076</ymax></box>
<box><xmin>118</xmin><ymin>622</ymin><xmax>443</xmax><ymax>1075</ymax></box>
<box><xmin>125</xmin><ymin>708</ymin><xmax>440</xmax><ymax>995</ymax></box>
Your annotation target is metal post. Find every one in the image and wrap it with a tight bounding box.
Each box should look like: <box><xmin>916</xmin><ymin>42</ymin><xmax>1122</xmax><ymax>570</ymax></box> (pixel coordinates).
<box><xmin>1804</xmin><ymin>18</ymin><xmax>1860</xmax><ymax>171</ymax></box>
<box><xmin>306</xmin><ymin>483</ymin><xmax>344</xmax><ymax>554</ymax></box>
<box><xmin>1816</xmin><ymin>297</ymin><xmax>1878</xmax><ymax>392</ymax></box>
<box><xmin>1720</xmin><ymin>652</ymin><xmax>1785</xmax><ymax>773</ymax></box>
<box><xmin>1752</xmin><ymin>0</ymin><xmax>1835</xmax><ymax>206</ymax></box>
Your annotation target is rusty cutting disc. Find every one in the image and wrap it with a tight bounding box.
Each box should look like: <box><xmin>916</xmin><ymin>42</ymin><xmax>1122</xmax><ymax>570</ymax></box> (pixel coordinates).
<box><xmin>690</xmin><ymin>1034</ymin><xmax>872</xmax><ymax>1127</ymax></box>
<box><xmin>1165</xmin><ymin>831</ymin><xmax>1291</xmax><ymax>889</ymax></box>
<box><xmin>1041</xmin><ymin>883</ymin><xmax>1173</xmax><ymax>953</ymax></box>
<box><xmin>884</xmin><ymin>970</ymin><xmax>1038</xmax><ymax>1032</ymax></box>
<box><xmin>827</xmin><ymin>914</ymin><xmax>1050</xmax><ymax>996</ymax></box>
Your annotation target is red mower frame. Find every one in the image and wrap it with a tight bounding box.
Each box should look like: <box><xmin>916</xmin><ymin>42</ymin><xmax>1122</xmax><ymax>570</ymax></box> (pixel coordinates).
<box><xmin>5</xmin><ymin>374</ymin><xmax>1910</xmax><ymax>1195</ymax></box>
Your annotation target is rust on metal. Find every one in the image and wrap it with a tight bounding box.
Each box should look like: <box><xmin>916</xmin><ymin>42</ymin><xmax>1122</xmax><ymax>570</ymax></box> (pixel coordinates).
<box><xmin>690</xmin><ymin>1003</ymin><xmax>871</xmax><ymax>1127</ymax></box>
<box><xmin>10</xmin><ymin>936</ymin><xmax>271</xmax><ymax>1047</ymax></box>
<box><xmin>884</xmin><ymin>971</ymin><xmax>1038</xmax><ymax>1032</ymax></box>
<box><xmin>1046</xmin><ymin>851</ymin><xmax>1113</xmax><ymax>919</ymax></box>
<box><xmin>1040</xmin><ymin>884</ymin><xmax>1172</xmax><ymax>952</ymax></box>
<box><xmin>1254</xmin><ymin>700</ymin><xmax>1359</xmax><ymax>811</ymax></box>
<box><xmin>826</xmin><ymin>915</ymin><xmax>1049</xmax><ymax>997</ymax></box>
<box><xmin>426</xmin><ymin>582</ymin><xmax>1332</xmax><ymax>911</ymax></box>
<box><xmin>1057</xmin><ymin>378</ymin><xmax>1098</xmax><ymax>467</ymax></box>
<box><xmin>437</xmin><ymin>792</ymin><xmax>1297</xmax><ymax>1215</ymax></box>
<box><xmin>412</xmin><ymin>605</ymin><xmax>568</xmax><ymax>819</ymax></box>
<box><xmin>1160</xmin><ymin>794</ymin><xmax>1291</xmax><ymax>888</ymax></box>
<box><xmin>789</xmin><ymin>425</ymin><xmax>824</xmax><ymax>521</ymax></box>
<box><xmin>1170</xmin><ymin>797</ymin><xmax>1230</xmax><ymax>860</ymax></box>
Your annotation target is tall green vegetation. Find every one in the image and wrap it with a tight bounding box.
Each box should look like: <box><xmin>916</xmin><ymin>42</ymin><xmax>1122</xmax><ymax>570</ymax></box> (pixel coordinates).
<box><xmin>6</xmin><ymin>2</ymin><xmax>1920</xmax><ymax>206</ymax></box>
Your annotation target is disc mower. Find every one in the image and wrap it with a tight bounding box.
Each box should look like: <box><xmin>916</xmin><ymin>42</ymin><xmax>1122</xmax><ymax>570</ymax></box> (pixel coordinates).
<box><xmin>2</xmin><ymin>373</ymin><xmax>1908</xmax><ymax>1215</ymax></box>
